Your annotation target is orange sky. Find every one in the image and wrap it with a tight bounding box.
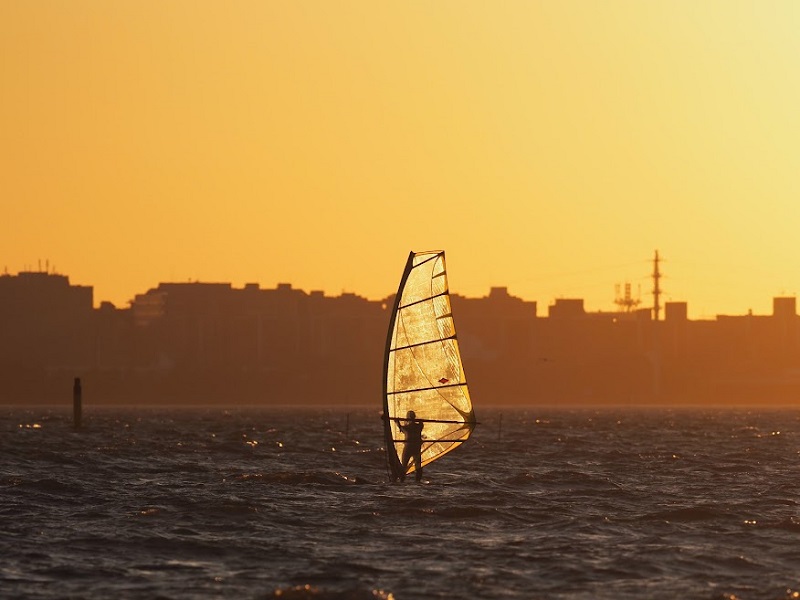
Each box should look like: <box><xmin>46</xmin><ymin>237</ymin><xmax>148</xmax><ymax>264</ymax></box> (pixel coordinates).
<box><xmin>3</xmin><ymin>2</ymin><xmax>800</xmax><ymax>318</ymax></box>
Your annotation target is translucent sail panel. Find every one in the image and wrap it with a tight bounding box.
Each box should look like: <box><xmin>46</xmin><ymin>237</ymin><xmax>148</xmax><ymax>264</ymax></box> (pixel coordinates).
<box><xmin>387</xmin><ymin>386</ymin><xmax>474</xmax><ymax>470</ymax></box>
<box><xmin>390</xmin><ymin>254</ymin><xmax>453</xmax><ymax>356</ymax></box>
<box><xmin>385</xmin><ymin>251</ymin><xmax>475</xmax><ymax>476</ymax></box>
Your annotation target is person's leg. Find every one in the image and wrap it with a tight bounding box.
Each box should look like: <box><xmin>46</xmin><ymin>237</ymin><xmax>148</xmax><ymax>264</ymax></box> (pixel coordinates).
<box><xmin>400</xmin><ymin>446</ymin><xmax>410</xmax><ymax>481</ymax></box>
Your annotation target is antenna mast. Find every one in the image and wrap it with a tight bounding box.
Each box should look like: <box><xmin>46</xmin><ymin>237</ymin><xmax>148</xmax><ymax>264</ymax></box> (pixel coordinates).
<box><xmin>652</xmin><ymin>250</ymin><xmax>662</xmax><ymax>321</ymax></box>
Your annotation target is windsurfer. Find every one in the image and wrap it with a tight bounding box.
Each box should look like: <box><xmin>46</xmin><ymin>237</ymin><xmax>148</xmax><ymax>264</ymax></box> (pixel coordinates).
<box><xmin>400</xmin><ymin>410</ymin><xmax>424</xmax><ymax>482</ymax></box>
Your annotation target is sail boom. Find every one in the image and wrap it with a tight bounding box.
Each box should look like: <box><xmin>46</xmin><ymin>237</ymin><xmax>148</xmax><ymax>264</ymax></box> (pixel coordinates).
<box><xmin>386</xmin><ymin>416</ymin><xmax>475</xmax><ymax>425</ymax></box>
<box><xmin>391</xmin><ymin>439</ymin><xmax>470</xmax><ymax>444</ymax></box>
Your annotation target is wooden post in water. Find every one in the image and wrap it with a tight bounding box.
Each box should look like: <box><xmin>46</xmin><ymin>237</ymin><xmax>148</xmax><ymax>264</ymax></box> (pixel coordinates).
<box><xmin>73</xmin><ymin>377</ymin><xmax>82</xmax><ymax>429</ymax></box>
<box><xmin>498</xmin><ymin>413</ymin><xmax>502</xmax><ymax>441</ymax></box>
<box><xmin>345</xmin><ymin>413</ymin><xmax>350</xmax><ymax>438</ymax></box>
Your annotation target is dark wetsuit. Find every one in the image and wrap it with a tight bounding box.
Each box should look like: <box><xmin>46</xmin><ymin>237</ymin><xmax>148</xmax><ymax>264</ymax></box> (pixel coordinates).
<box><xmin>400</xmin><ymin>419</ymin><xmax>424</xmax><ymax>481</ymax></box>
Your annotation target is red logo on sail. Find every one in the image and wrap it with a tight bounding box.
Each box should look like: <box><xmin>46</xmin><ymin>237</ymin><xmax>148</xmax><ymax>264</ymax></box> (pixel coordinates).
<box><xmin>438</xmin><ymin>378</ymin><xmax>449</xmax><ymax>384</ymax></box>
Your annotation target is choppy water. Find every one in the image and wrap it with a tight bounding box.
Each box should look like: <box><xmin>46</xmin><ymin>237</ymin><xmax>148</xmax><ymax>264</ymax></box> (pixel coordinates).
<box><xmin>2</xmin><ymin>406</ymin><xmax>800</xmax><ymax>599</ymax></box>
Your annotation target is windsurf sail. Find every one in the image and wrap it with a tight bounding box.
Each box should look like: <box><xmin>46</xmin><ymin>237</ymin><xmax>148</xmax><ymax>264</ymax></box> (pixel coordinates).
<box><xmin>382</xmin><ymin>250</ymin><xmax>476</xmax><ymax>481</ymax></box>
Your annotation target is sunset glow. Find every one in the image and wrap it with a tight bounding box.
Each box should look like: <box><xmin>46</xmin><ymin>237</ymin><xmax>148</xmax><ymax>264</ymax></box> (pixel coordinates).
<box><xmin>3</xmin><ymin>2</ymin><xmax>800</xmax><ymax>317</ymax></box>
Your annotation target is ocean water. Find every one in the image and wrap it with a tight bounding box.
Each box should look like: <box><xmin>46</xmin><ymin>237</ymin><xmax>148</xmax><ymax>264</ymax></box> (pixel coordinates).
<box><xmin>2</xmin><ymin>405</ymin><xmax>800</xmax><ymax>600</ymax></box>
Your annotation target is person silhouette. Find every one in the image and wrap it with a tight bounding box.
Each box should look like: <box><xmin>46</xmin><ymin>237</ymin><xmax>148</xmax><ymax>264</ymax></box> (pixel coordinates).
<box><xmin>399</xmin><ymin>410</ymin><xmax>424</xmax><ymax>482</ymax></box>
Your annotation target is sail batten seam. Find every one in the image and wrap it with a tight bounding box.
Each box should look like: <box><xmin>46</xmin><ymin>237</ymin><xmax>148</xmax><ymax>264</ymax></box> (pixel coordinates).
<box><xmin>387</xmin><ymin>382</ymin><xmax>466</xmax><ymax>395</ymax></box>
<box><xmin>398</xmin><ymin>290</ymin><xmax>448</xmax><ymax>310</ymax></box>
<box><xmin>390</xmin><ymin>335</ymin><xmax>457</xmax><ymax>353</ymax></box>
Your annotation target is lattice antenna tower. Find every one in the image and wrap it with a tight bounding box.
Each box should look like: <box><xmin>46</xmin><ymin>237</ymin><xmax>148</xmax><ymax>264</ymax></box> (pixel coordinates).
<box><xmin>614</xmin><ymin>282</ymin><xmax>641</xmax><ymax>312</ymax></box>
<box><xmin>652</xmin><ymin>250</ymin><xmax>662</xmax><ymax>321</ymax></box>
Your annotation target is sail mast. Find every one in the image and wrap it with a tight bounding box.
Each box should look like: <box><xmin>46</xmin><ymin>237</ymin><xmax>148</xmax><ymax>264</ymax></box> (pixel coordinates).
<box><xmin>382</xmin><ymin>251</ymin><xmax>415</xmax><ymax>481</ymax></box>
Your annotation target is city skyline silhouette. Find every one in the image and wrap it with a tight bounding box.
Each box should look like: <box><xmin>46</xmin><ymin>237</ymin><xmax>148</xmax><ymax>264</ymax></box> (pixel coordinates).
<box><xmin>3</xmin><ymin>267</ymin><xmax>800</xmax><ymax>407</ymax></box>
<box><xmin>1</xmin><ymin>249</ymin><xmax>792</xmax><ymax>319</ymax></box>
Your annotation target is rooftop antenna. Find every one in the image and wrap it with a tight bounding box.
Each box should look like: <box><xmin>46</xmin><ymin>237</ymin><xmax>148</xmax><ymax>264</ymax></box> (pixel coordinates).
<box><xmin>614</xmin><ymin>282</ymin><xmax>641</xmax><ymax>312</ymax></box>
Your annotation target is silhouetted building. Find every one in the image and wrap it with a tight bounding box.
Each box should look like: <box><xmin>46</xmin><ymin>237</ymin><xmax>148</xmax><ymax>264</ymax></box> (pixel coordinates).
<box><xmin>0</xmin><ymin>271</ymin><xmax>94</xmax><ymax>400</ymax></box>
<box><xmin>124</xmin><ymin>281</ymin><xmax>386</xmax><ymax>403</ymax></box>
<box><xmin>665</xmin><ymin>301</ymin><xmax>688</xmax><ymax>322</ymax></box>
<box><xmin>548</xmin><ymin>298</ymin><xmax>585</xmax><ymax>318</ymax></box>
